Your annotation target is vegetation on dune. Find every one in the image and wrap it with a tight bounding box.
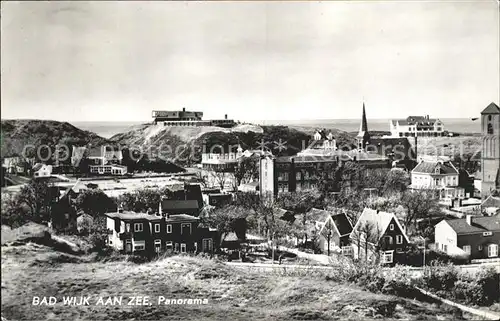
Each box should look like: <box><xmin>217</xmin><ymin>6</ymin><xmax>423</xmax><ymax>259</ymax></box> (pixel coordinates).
<box><xmin>1</xmin><ymin>244</ymin><xmax>476</xmax><ymax>321</ymax></box>
<box><xmin>1</xmin><ymin>119</ymin><xmax>108</xmax><ymax>159</ymax></box>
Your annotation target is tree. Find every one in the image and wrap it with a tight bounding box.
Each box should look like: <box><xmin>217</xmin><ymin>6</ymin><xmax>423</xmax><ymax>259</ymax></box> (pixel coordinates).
<box><xmin>202</xmin><ymin>205</ymin><xmax>249</xmax><ymax>243</ymax></box>
<box><xmin>400</xmin><ymin>189</ymin><xmax>442</xmax><ymax>234</ymax></box>
<box><xmin>118</xmin><ymin>188</ymin><xmax>166</xmax><ymax>213</ymax></box>
<box><xmin>87</xmin><ymin>217</ymin><xmax>110</xmax><ymax>251</ymax></box>
<box><xmin>234</xmin><ymin>155</ymin><xmax>259</xmax><ymax>187</ymax></box>
<box><xmin>350</xmin><ymin>221</ymin><xmax>383</xmax><ymax>262</ymax></box>
<box><xmin>383</xmin><ymin>169</ymin><xmax>410</xmax><ymax>195</ymax></box>
<box><xmin>75</xmin><ymin>189</ymin><xmax>116</xmax><ymax>217</ymax></box>
<box><xmin>1</xmin><ymin>192</ymin><xmax>31</xmax><ymax>228</ymax></box>
<box><xmin>16</xmin><ymin>179</ymin><xmax>56</xmax><ymax>222</ymax></box>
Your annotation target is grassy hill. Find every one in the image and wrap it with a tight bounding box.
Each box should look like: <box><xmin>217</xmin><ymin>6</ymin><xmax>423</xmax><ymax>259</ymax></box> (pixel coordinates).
<box><xmin>1</xmin><ymin>119</ymin><xmax>108</xmax><ymax>158</ymax></box>
<box><xmin>1</xmin><ymin>237</ymin><xmax>466</xmax><ymax>321</ymax></box>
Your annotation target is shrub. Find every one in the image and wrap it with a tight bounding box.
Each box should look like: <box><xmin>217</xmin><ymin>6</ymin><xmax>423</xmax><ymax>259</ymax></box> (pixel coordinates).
<box><xmin>423</xmin><ymin>262</ymin><xmax>458</xmax><ymax>293</ymax></box>
<box><xmin>453</xmin><ymin>267</ymin><xmax>500</xmax><ymax>306</ymax></box>
<box><xmin>382</xmin><ymin>265</ymin><xmax>423</xmax><ymax>298</ymax></box>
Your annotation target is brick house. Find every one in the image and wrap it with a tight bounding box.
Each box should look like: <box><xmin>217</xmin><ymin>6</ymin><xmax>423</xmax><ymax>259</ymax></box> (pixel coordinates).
<box><xmin>434</xmin><ymin>214</ymin><xmax>500</xmax><ymax>260</ymax></box>
<box><xmin>105</xmin><ymin>210</ymin><xmax>218</xmax><ymax>255</ymax></box>
<box><xmin>349</xmin><ymin>208</ymin><xmax>411</xmax><ymax>264</ymax></box>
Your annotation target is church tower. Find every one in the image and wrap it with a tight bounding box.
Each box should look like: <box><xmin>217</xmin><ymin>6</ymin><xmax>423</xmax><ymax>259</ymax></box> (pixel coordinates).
<box><xmin>481</xmin><ymin>102</ymin><xmax>500</xmax><ymax>199</ymax></box>
<box><xmin>356</xmin><ymin>102</ymin><xmax>370</xmax><ymax>151</ymax></box>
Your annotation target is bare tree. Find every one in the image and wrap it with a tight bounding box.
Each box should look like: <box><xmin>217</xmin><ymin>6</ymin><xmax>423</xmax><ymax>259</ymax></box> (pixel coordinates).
<box><xmin>350</xmin><ymin>221</ymin><xmax>382</xmax><ymax>262</ymax></box>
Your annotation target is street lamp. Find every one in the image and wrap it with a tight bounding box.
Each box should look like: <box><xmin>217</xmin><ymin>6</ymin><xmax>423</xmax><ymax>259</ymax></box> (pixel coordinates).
<box><xmin>418</xmin><ymin>236</ymin><xmax>426</xmax><ymax>267</ymax></box>
<box><xmin>327</xmin><ymin>230</ymin><xmax>332</xmax><ymax>256</ymax></box>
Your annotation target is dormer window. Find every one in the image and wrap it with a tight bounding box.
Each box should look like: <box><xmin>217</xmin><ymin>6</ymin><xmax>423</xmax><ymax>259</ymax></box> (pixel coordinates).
<box><xmin>435</xmin><ymin>168</ymin><xmax>440</xmax><ymax>174</ymax></box>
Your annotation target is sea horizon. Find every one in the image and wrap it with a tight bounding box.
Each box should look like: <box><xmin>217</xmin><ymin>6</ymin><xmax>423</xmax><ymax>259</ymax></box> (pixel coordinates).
<box><xmin>71</xmin><ymin>117</ymin><xmax>481</xmax><ymax>139</ymax></box>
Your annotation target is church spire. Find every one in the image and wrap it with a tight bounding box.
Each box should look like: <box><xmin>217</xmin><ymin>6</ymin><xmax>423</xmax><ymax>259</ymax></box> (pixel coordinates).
<box><xmin>360</xmin><ymin>102</ymin><xmax>368</xmax><ymax>133</ymax></box>
<box><xmin>356</xmin><ymin>102</ymin><xmax>370</xmax><ymax>150</ymax></box>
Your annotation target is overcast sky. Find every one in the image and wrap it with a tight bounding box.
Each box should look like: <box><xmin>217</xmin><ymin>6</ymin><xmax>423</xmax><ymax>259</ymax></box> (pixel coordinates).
<box><xmin>1</xmin><ymin>1</ymin><xmax>499</xmax><ymax>122</ymax></box>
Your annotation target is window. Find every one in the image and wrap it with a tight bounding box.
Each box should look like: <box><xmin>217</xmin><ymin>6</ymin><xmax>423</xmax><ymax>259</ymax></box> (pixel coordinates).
<box><xmin>389</xmin><ymin>224</ymin><xmax>394</xmax><ymax>231</ymax></box>
<box><xmin>202</xmin><ymin>239</ymin><xmax>213</xmax><ymax>252</ymax></box>
<box><xmin>180</xmin><ymin>243</ymin><xmax>187</xmax><ymax>253</ymax></box>
<box><xmin>381</xmin><ymin>251</ymin><xmax>393</xmax><ymax>264</ymax></box>
<box><xmin>443</xmin><ymin>244</ymin><xmax>448</xmax><ymax>253</ymax></box>
<box><xmin>181</xmin><ymin>223</ymin><xmax>191</xmax><ymax>235</ymax></box>
<box><xmin>385</xmin><ymin>236</ymin><xmax>393</xmax><ymax>245</ymax></box>
<box><xmin>134</xmin><ymin>240</ymin><xmax>145</xmax><ymax>251</ymax></box>
<box><xmin>396</xmin><ymin>235</ymin><xmax>403</xmax><ymax>245</ymax></box>
<box><xmin>488</xmin><ymin>244</ymin><xmax>498</xmax><ymax>257</ymax></box>
<box><xmin>166</xmin><ymin>224</ymin><xmax>172</xmax><ymax>233</ymax></box>
<box><xmin>463</xmin><ymin>245</ymin><xmax>471</xmax><ymax>255</ymax></box>
<box><xmin>154</xmin><ymin>239</ymin><xmax>162</xmax><ymax>253</ymax></box>
<box><xmin>478</xmin><ymin>245</ymin><xmax>483</xmax><ymax>251</ymax></box>
<box><xmin>194</xmin><ymin>242</ymin><xmax>198</xmax><ymax>252</ymax></box>
<box><xmin>126</xmin><ymin>223</ymin><xmax>131</xmax><ymax>232</ymax></box>
<box><xmin>166</xmin><ymin>241</ymin><xmax>173</xmax><ymax>250</ymax></box>
<box><xmin>396</xmin><ymin>248</ymin><xmax>403</xmax><ymax>253</ymax></box>
<box><xmin>174</xmin><ymin>243</ymin><xmax>179</xmax><ymax>252</ymax></box>
<box><xmin>487</xmin><ymin>123</ymin><xmax>493</xmax><ymax>135</ymax></box>
<box><xmin>154</xmin><ymin>224</ymin><xmax>160</xmax><ymax>233</ymax></box>
<box><xmin>134</xmin><ymin>223</ymin><xmax>143</xmax><ymax>232</ymax></box>
<box><xmin>483</xmin><ymin>232</ymin><xmax>493</xmax><ymax>236</ymax></box>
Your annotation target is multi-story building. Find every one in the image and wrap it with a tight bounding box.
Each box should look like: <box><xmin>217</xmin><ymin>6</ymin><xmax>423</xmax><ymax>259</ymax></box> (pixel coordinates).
<box><xmin>349</xmin><ymin>208</ymin><xmax>411</xmax><ymax>264</ymax></box>
<box><xmin>105</xmin><ymin>210</ymin><xmax>218</xmax><ymax>255</ymax></box>
<box><xmin>434</xmin><ymin>214</ymin><xmax>500</xmax><ymax>261</ymax></box>
<box><xmin>410</xmin><ymin>157</ymin><xmax>465</xmax><ymax>200</ymax></box>
<box><xmin>201</xmin><ymin>146</ymin><xmax>243</xmax><ymax>191</ymax></box>
<box><xmin>152</xmin><ymin>108</ymin><xmax>235</xmax><ymax>128</ymax></box>
<box><xmin>481</xmin><ymin>102</ymin><xmax>500</xmax><ymax>199</ymax></box>
<box><xmin>389</xmin><ymin>115</ymin><xmax>445</xmax><ymax>137</ymax></box>
<box><xmin>72</xmin><ymin>145</ymin><xmax>127</xmax><ymax>176</ymax></box>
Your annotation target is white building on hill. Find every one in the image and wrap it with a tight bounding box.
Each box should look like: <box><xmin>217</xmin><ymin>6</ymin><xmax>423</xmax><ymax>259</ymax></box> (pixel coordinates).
<box><xmin>390</xmin><ymin>115</ymin><xmax>445</xmax><ymax>137</ymax></box>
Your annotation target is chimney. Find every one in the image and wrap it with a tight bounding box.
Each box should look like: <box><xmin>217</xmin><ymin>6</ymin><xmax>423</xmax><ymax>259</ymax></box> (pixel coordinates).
<box><xmin>466</xmin><ymin>215</ymin><xmax>472</xmax><ymax>226</ymax></box>
<box><xmin>225</xmin><ymin>114</ymin><xmax>228</xmax><ymax>120</ymax></box>
<box><xmin>183</xmin><ymin>107</ymin><xmax>186</xmax><ymax>112</ymax></box>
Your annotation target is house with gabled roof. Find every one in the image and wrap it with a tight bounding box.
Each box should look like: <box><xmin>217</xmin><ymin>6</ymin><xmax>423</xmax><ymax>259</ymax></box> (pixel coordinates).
<box><xmin>435</xmin><ymin>214</ymin><xmax>500</xmax><ymax>261</ymax></box>
<box><xmin>349</xmin><ymin>208</ymin><xmax>410</xmax><ymax>264</ymax></box>
<box><xmin>316</xmin><ymin>210</ymin><xmax>353</xmax><ymax>255</ymax></box>
<box><xmin>390</xmin><ymin>115</ymin><xmax>445</xmax><ymax>138</ymax></box>
<box><xmin>410</xmin><ymin>158</ymin><xmax>465</xmax><ymax>200</ymax></box>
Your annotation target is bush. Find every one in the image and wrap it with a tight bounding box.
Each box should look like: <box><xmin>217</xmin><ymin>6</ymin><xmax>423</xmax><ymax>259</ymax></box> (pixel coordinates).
<box><xmin>423</xmin><ymin>262</ymin><xmax>458</xmax><ymax>293</ymax></box>
<box><xmin>453</xmin><ymin>267</ymin><xmax>500</xmax><ymax>306</ymax></box>
<box><xmin>382</xmin><ymin>265</ymin><xmax>423</xmax><ymax>298</ymax></box>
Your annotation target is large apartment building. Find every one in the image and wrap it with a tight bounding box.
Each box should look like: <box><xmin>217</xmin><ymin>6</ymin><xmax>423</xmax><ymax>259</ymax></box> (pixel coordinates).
<box><xmin>389</xmin><ymin>115</ymin><xmax>445</xmax><ymax>137</ymax></box>
<box><xmin>152</xmin><ymin>108</ymin><xmax>235</xmax><ymax>128</ymax></box>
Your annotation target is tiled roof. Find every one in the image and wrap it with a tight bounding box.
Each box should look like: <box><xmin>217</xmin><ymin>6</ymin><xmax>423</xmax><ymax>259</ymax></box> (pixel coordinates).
<box><xmin>308</xmin><ymin>208</ymin><xmax>332</xmax><ymax>223</ymax></box>
<box><xmin>412</xmin><ymin>160</ymin><xmax>458</xmax><ymax>175</ymax></box>
<box><xmin>105</xmin><ymin>211</ymin><xmax>199</xmax><ymax>222</ymax></box>
<box><xmin>105</xmin><ymin>211</ymin><xmax>162</xmax><ymax>221</ymax></box>
<box><xmin>446</xmin><ymin>215</ymin><xmax>500</xmax><ymax>234</ymax></box>
<box><xmin>32</xmin><ymin>163</ymin><xmax>44</xmax><ymax>172</ymax></box>
<box><xmin>352</xmin><ymin>208</ymin><xmax>409</xmax><ymax>242</ymax></box>
<box><xmin>482</xmin><ymin>195</ymin><xmax>500</xmax><ymax>208</ymax></box>
<box><xmin>332</xmin><ymin>213</ymin><xmax>353</xmax><ymax>236</ymax></box>
<box><xmin>164</xmin><ymin>214</ymin><xmax>200</xmax><ymax>222</ymax></box>
<box><xmin>161</xmin><ymin>200</ymin><xmax>199</xmax><ymax>211</ymax></box>
<box><xmin>481</xmin><ymin>102</ymin><xmax>500</xmax><ymax>114</ymax></box>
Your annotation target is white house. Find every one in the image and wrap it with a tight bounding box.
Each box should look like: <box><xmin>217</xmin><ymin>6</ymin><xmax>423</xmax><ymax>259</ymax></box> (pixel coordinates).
<box><xmin>434</xmin><ymin>215</ymin><xmax>500</xmax><ymax>260</ymax></box>
<box><xmin>32</xmin><ymin>163</ymin><xmax>52</xmax><ymax>178</ymax></box>
<box><xmin>390</xmin><ymin>115</ymin><xmax>445</xmax><ymax>138</ymax></box>
<box><xmin>297</xmin><ymin>130</ymin><xmax>337</xmax><ymax>157</ymax></box>
<box><xmin>410</xmin><ymin>158</ymin><xmax>465</xmax><ymax>200</ymax></box>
